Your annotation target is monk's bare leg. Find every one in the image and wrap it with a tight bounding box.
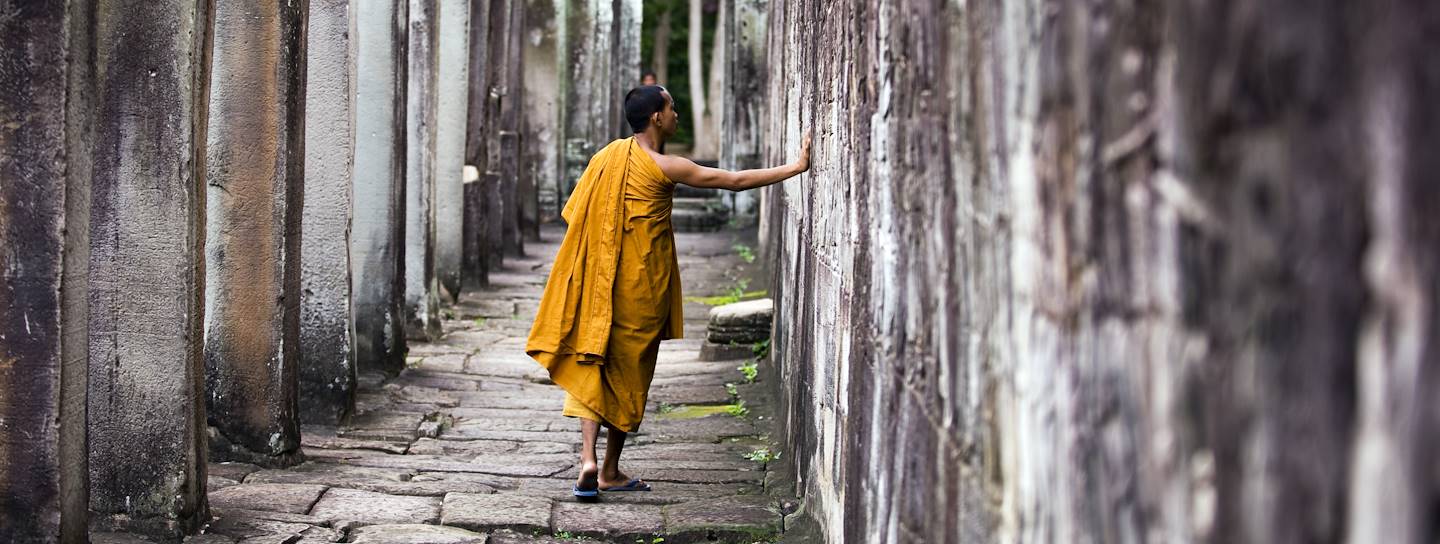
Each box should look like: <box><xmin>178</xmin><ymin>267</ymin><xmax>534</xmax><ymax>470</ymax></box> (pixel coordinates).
<box><xmin>577</xmin><ymin>418</ymin><xmax>601</xmax><ymax>491</ymax></box>
<box><xmin>599</xmin><ymin>426</ymin><xmax>641</xmax><ymax>488</ymax></box>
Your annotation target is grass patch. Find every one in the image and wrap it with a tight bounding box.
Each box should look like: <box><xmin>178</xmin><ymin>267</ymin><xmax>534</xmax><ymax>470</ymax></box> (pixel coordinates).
<box><xmin>655</xmin><ymin>404</ymin><xmax>735</xmax><ymax>420</ymax></box>
<box><xmin>732</xmin><ymin>243</ymin><xmax>756</xmax><ymax>264</ymax></box>
<box><xmin>738</xmin><ymin>360</ymin><xmax>758</xmax><ymax>384</ymax></box>
<box><xmin>743</xmin><ymin>448</ymin><xmax>781</xmax><ymax>464</ymax></box>
<box><xmin>472</xmin><ymin>317</ymin><xmax>487</xmax><ymax>327</ymax></box>
<box><xmin>726</xmin><ymin>400</ymin><xmax>750</xmax><ymax>418</ymax></box>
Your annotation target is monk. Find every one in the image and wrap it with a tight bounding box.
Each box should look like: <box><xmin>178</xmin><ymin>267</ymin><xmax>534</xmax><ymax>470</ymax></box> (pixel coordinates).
<box><xmin>526</xmin><ymin>85</ymin><xmax>811</xmax><ymax>500</ymax></box>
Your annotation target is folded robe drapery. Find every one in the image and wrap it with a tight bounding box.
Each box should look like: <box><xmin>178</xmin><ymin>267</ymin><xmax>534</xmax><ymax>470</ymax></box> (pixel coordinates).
<box><xmin>526</xmin><ymin>137</ymin><xmax>684</xmax><ymax>432</ymax></box>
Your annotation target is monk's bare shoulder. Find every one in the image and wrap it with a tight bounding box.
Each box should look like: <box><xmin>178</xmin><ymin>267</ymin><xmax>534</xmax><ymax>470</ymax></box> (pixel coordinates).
<box><xmin>646</xmin><ymin>150</ymin><xmax>696</xmax><ymax>182</ymax></box>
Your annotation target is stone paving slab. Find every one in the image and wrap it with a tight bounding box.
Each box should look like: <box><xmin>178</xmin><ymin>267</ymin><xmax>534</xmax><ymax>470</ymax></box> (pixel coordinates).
<box><xmin>207</xmin><ymin>483</ymin><xmax>328</xmax><ymax>514</ymax></box>
<box><xmin>308</xmin><ymin>488</ymin><xmax>442</xmax><ymax>530</ymax></box>
<box><xmin>551</xmin><ymin>502</ymin><xmax>664</xmax><ymax>540</ymax></box>
<box><xmin>407</xmin><ymin>437</ymin><xmax>574</xmax><ymax>456</ymax></box>
<box><xmin>347</xmin><ymin>524</ymin><xmax>489</xmax><ymax>544</ymax></box>
<box><xmin>663</xmin><ymin>495</ymin><xmax>781</xmax><ymax>544</ymax></box>
<box><xmin>440</xmin><ymin>493</ymin><xmax>553</xmax><ymax>534</ymax></box>
<box><xmin>509</xmin><ymin>479</ymin><xmax>757</xmax><ymax>506</ymax></box>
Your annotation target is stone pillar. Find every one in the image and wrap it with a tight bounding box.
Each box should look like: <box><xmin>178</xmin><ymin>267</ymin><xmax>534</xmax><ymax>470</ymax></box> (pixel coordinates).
<box><xmin>0</xmin><ymin>3</ymin><xmax>92</xmax><ymax>541</ymax></box>
<box><xmin>353</xmin><ymin>1</ymin><xmax>409</xmax><ymax>375</ymax></box>
<box><xmin>404</xmin><ymin>0</ymin><xmax>443</xmax><ymax>341</ymax></box>
<box><xmin>522</xmin><ymin>0</ymin><xmax>564</xmax><ymax>224</ymax></box>
<box><xmin>560</xmin><ymin>0</ymin><xmax>614</xmax><ymax>200</ymax></box>
<box><xmin>719</xmin><ymin>0</ymin><xmax>766</xmax><ymax>221</ymax></box>
<box><xmin>84</xmin><ymin>1</ymin><xmax>213</xmax><ymax>538</ymax></box>
<box><xmin>462</xmin><ymin>175</ymin><xmax>491</xmax><ymax>290</ymax></box>
<box><xmin>204</xmin><ymin>1</ymin><xmax>307</xmax><ymax>468</ymax></box>
<box><xmin>300</xmin><ymin>0</ymin><xmax>358</xmax><ymax>426</ymax></box>
<box><xmin>500</xmin><ymin>0</ymin><xmax>527</xmax><ymax>257</ymax></box>
<box><xmin>435</xmin><ymin>0</ymin><xmax>472</xmax><ymax>302</ymax></box>
<box><xmin>483</xmin><ymin>173</ymin><xmax>507</xmax><ymax>271</ymax></box>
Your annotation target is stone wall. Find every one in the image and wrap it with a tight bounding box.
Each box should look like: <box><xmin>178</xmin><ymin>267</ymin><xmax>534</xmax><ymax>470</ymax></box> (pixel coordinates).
<box><xmin>759</xmin><ymin>0</ymin><xmax>1440</xmax><ymax>542</ymax></box>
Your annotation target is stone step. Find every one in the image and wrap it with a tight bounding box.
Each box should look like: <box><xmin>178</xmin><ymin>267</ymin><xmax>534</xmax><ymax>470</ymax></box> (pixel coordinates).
<box><xmin>673</xmin><ymin>207</ymin><xmax>729</xmax><ymax>233</ymax></box>
<box><xmin>673</xmin><ymin>196</ymin><xmax>727</xmax><ymax>211</ymax></box>
<box><xmin>675</xmin><ymin>183</ymin><xmax>721</xmax><ymax>199</ymax></box>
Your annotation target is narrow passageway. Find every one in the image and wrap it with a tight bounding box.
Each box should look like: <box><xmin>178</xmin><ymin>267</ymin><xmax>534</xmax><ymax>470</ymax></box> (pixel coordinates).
<box><xmin>176</xmin><ymin>226</ymin><xmax>786</xmax><ymax>543</ymax></box>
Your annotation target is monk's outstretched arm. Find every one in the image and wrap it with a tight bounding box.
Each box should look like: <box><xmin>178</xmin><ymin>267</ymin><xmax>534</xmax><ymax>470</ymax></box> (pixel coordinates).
<box><xmin>670</xmin><ymin>132</ymin><xmax>812</xmax><ymax>192</ymax></box>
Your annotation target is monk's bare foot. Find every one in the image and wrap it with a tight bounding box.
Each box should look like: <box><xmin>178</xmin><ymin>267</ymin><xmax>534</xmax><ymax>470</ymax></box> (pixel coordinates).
<box><xmin>577</xmin><ymin>461</ymin><xmax>599</xmax><ymax>492</ymax></box>
<box><xmin>599</xmin><ymin>469</ymin><xmax>651</xmax><ymax>491</ymax></box>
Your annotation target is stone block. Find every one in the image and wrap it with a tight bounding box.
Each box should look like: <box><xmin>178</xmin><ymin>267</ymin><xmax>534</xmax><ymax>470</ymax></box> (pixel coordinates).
<box><xmin>203</xmin><ymin>0</ymin><xmax>308</xmax><ymax>467</ymax></box>
<box><xmin>704</xmin><ymin>298</ymin><xmax>773</xmax><ymax>345</ymax></box>
<box><xmin>440</xmin><ymin>493</ymin><xmax>553</xmax><ymax>534</ymax></box>
<box><xmin>299</xmin><ymin>0</ymin><xmax>360</xmax><ymax>427</ymax></box>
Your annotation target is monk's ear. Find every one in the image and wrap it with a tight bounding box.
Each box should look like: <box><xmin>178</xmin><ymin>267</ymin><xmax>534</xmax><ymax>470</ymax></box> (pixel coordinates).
<box><xmin>650</xmin><ymin>111</ymin><xmax>660</xmax><ymax>128</ymax></box>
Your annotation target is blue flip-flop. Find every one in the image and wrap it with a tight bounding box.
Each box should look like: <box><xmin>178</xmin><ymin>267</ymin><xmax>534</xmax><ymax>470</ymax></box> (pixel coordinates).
<box><xmin>601</xmin><ymin>479</ymin><xmax>652</xmax><ymax>492</ymax></box>
<box><xmin>573</xmin><ymin>485</ymin><xmax>600</xmax><ymax>502</ymax></box>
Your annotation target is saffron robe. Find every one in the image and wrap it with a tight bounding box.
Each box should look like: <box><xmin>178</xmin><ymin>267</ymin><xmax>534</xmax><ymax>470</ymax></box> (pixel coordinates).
<box><xmin>526</xmin><ymin>137</ymin><xmax>684</xmax><ymax>432</ymax></box>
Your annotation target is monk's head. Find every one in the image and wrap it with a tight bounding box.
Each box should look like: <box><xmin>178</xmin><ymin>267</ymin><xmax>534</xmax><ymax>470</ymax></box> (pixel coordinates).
<box><xmin>625</xmin><ymin>85</ymin><xmax>678</xmax><ymax>138</ymax></box>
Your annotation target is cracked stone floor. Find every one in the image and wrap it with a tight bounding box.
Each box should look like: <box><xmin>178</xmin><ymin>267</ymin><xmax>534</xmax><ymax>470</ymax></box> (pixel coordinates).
<box><xmin>94</xmin><ymin>225</ymin><xmax>787</xmax><ymax>544</ymax></box>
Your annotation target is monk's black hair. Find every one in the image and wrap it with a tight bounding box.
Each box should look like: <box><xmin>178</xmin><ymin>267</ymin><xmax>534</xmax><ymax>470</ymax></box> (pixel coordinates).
<box><xmin>625</xmin><ymin>85</ymin><xmax>669</xmax><ymax>133</ymax></box>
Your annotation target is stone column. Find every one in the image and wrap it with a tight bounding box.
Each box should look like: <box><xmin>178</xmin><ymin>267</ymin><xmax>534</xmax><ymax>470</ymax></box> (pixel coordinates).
<box><xmin>719</xmin><ymin>0</ymin><xmax>766</xmax><ymax>221</ymax></box>
<box><xmin>84</xmin><ymin>0</ymin><xmax>214</xmax><ymax>538</ymax></box>
<box><xmin>300</xmin><ymin>0</ymin><xmax>358</xmax><ymax>426</ymax></box>
<box><xmin>404</xmin><ymin>0</ymin><xmax>443</xmax><ymax>341</ymax></box>
<box><xmin>435</xmin><ymin>0</ymin><xmax>473</xmax><ymax>302</ymax></box>
<box><xmin>560</xmin><ymin>0</ymin><xmax>614</xmax><ymax>200</ymax></box>
<box><xmin>463</xmin><ymin>175</ymin><xmax>491</xmax><ymax>290</ymax></box>
<box><xmin>522</xmin><ymin>0</ymin><xmax>564</xmax><ymax>224</ymax></box>
<box><xmin>500</xmin><ymin>0</ymin><xmax>527</xmax><ymax>257</ymax></box>
<box><xmin>0</xmin><ymin>2</ymin><xmax>93</xmax><ymax>541</ymax></box>
<box><xmin>353</xmin><ymin>1</ymin><xmax>409</xmax><ymax>375</ymax></box>
<box><xmin>204</xmin><ymin>1</ymin><xmax>307</xmax><ymax>468</ymax></box>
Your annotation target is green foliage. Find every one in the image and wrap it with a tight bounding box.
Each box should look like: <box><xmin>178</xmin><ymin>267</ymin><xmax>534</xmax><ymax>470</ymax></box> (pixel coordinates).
<box><xmin>725</xmin><ymin>382</ymin><xmax>739</xmax><ymax>399</ymax></box>
<box><xmin>738</xmin><ymin>360</ymin><xmax>758</xmax><ymax>384</ymax></box>
<box><xmin>743</xmin><ymin>448</ymin><xmax>781</xmax><ymax>464</ymax></box>
<box><xmin>726</xmin><ymin>400</ymin><xmax>749</xmax><ymax>418</ymax></box>
<box><xmin>658</xmin><ymin>402</ymin><xmax>677</xmax><ymax>414</ymax></box>
<box><xmin>732</xmin><ymin>243</ymin><xmax>756</xmax><ymax>263</ymax></box>
<box><xmin>751</xmin><ymin>338</ymin><xmax>770</xmax><ymax>360</ymax></box>
<box><xmin>634</xmin><ymin>536</ymin><xmax>666</xmax><ymax>544</ymax></box>
<box><xmin>472</xmin><ymin>317</ymin><xmax>487</xmax><ymax>327</ymax></box>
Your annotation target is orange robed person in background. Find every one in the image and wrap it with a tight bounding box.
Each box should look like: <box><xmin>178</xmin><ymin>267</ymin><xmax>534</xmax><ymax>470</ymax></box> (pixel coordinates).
<box><xmin>527</xmin><ymin>85</ymin><xmax>811</xmax><ymax>500</ymax></box>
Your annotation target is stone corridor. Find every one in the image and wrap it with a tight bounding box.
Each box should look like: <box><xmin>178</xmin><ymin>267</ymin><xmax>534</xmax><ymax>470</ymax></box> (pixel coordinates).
<box><xmin>95</xmin><ymin>226</ymin><xmax>783</xmax><ymax>543</ymax></box>
<box><xmin>7</xmin><ymin>1</ymin><xmax>1440</xmax><ymax>543</ymax></box>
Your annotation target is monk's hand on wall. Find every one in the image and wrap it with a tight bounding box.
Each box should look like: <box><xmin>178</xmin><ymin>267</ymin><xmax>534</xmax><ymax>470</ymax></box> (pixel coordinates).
<box><xmin>796</xmin><ymin>131</ymin><xmax>813</xmax><ymax>173</ymax></box>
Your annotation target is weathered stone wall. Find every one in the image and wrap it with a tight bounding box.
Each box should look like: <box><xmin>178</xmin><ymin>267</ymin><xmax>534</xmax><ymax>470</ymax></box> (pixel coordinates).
<box><xmin>301</xmin><ymin>0</ymin><xmax>358</xmax><ymax>426</ymax></box>
<box><xmin>204</xmin><ymin>0</ymin><xmax>307</xmax><ymax>468</ymax></box>
<box><xmin>0</xmin><ymin>2</ymin><xmax>93</xmax><ymax>540</ymax></box>
<box><xmin>352</xmin><ymin>0</ymin><xmax>410</xmax><ymax>375</ymax></box>
<box><xmin>760</xmin><ymin>1</ymin><xmax>1440</xmax><ymax>543</ymax></box>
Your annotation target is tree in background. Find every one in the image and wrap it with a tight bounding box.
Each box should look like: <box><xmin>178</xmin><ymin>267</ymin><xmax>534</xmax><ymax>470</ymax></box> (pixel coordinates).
<box><xmin>642</xmin><ymin>0</ymin><xmax>721</xmax><ymax>157</ymax></box>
